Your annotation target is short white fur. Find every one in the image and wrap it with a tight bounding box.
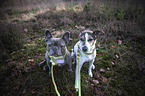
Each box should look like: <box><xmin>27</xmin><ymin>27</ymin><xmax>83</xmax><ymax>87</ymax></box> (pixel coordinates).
<box><xmin>72</xmin><ymin>33</ymin><xmax>96</xmax><ymax>91</ymax></box>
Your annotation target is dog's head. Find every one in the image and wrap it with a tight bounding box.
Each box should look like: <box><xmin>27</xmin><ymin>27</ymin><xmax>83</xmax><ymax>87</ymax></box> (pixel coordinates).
<box><xmin>79</xmin><ymin>30</ymin><xmax>101</xmax><ymax>53</ymax></box>
<box><xmin>45</xmin><ymin>29</ymin><xmax>70</xmax><ymax>57</ymax></box>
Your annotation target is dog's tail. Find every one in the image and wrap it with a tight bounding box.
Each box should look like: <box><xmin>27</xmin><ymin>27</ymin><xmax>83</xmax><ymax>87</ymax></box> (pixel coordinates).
<box><xmin>71</xmin><ymin>49</ymin><xmax>75</xmax><ymax>64</ymax></box>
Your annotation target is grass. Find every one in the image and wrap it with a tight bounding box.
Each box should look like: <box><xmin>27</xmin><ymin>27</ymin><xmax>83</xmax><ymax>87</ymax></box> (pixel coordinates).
<box><xmin>0</xmin><ymin>0</ymin><xmax>145</xmax><ymax>96</ymax></box>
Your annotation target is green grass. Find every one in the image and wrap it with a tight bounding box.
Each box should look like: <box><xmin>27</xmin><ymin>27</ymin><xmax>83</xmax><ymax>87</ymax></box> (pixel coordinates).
<box><xmin>0</xmin><ymin>0</ymin><xmax>145</xmax><ymax>96</ymax></box>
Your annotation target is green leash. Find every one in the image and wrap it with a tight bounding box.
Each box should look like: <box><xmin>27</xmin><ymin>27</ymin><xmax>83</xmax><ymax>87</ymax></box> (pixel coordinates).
<box><xmin>77</xmin><ymin>49</ymin><xmax>81</xmax><ymax>96</ymax></box>
<box><xmin>77</xmin><ymin>44</ymin><xmax>96</xmax><ymax>96</ymax></box>
<box><xmin>51</xmin><ymin>65</ymin><xmax>60</xmax><ymax>96</ymax></box>
<box><xmin>49</xmin><ymin>50</ymin><xmax>67</xmax><ymax>96</ymax></box>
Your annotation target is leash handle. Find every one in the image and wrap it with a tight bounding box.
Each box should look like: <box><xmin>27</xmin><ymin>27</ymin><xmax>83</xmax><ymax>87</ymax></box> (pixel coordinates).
<box><xmin>51</xmin><ymin>65</ymin><xmax>61</xmax><ymax>96</ymax></box>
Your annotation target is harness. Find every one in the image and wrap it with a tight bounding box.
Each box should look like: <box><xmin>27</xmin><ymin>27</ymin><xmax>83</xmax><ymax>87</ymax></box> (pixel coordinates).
<box><xmin>48</xmin><ymin>50</ymin><xmax>67</xmax><ymax>66</ymax></box>
<box><xmin>48</xmin><ymin>49</ymin><xmax>67</xmax><ymax>96</ymax></box>
<box><xmin>77</xmin><ymin>42</ymin><xmax>96</xmax><ymax>96</ymax></box>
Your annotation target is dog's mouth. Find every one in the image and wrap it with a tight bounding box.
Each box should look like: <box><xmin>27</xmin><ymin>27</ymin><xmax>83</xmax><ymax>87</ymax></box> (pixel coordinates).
<box><xmin>51</xmin><ymin>54</ymin><xmax>62</xmax><ymax>57</ymax></box>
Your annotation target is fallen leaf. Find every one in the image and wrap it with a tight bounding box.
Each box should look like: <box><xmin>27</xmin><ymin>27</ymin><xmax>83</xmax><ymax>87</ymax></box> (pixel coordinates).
<box><xmin>96</xmin><ymin>72</ymin><xmax>101</xmax><ymax>78</ymax></box>
<box><xmin>85</xmin><ymin>80</ymin><xmax>88</xmax><ymax>83</ymax></box>
<box><xmin>24</xmin><ymin>28</ymin><xmax>28</xmax><ymax>32</ymax></box>
<box><xmin>118</xmin><ymin>90</ymin><xmax>122</xmax><ymax>95</ymax></box>
<box><xmin>118</xmin><ymin>40</ymin><xmax>122</xmax><ymax>45</ymax></box>
<box><xmin>101</xmin><ymin>76</ymin><xmax>108</xmax><ymax>83</ymax></box>
<box><xmin>22</xmin><ymin>89</ymin><xmax>26</xmax><ymax>94</ymax></box>
<box><xmin>69</xmin><ymin>38</ymin><xmax>73</xmax><ymax>40</ymax></box>
<box><xmin>93</xmin><ymin>80</ymin><xmax>99</xmax><ymax>85</ymax></box>
<box><xmin>97</xmin><ymin>44</ymin><xmax>100</xmax><ymax>47</ymax></box>
<box><xmin>32</xmin><ymin>91</ymin><xmax>36</xmax><ymax>94</ymax></box>
<box><xmin>111</xmin><ymin>62</ymin><xmax>115</xmax><ymax>65</ymax></box>
<box><xmin>91</xmin><ymin>84</ymin><xmax>94</xmax><ymax>86</ymax></box>
<box><xmin>116</xmin><ymin>55</ymin><xmax>119</xmax><ymax>58</ymax></box>
<box><xmin>28</xmin><ymin>59</ymin><xmax>34</xmax><ymax>62</ymax></box>
<box><xmin>20</xmin><ymin>49</ymin><xmax>25</xmax><ymax>51</ymax></box>
<box><xmin>96</xmin><ymin>58</ymin><xmax>99</xmax><ymax>60</ymax></box>
<box><xmin>100</xmin><ymin>68</ymin><xmax>105</xmax><ymax>72</ymax></box>
<box><xmin>107</xmin><ymin>67</ymin><xmax>110</xmax><ymax>70</ymax></box>
<box><xmin>11</xmin><ymin>51</ymin><xmax>16</xmax><ymax>55</ymax></box>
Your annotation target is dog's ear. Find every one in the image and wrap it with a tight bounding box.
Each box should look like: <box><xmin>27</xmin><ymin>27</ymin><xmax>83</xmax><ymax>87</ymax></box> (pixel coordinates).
<box><xmin>92</xmin><ymin>30</ymin><xmax>101</xmax><ymax>39</ymax></box>
<box><xmin>61</xmin><ymin>32</ymin><xmax>70</xmax><ymax>44</ymax></box>
<box><xmin>45</xmin><ymin>29</ymin><xmax>52</xmax><ymax>42</ymax></box>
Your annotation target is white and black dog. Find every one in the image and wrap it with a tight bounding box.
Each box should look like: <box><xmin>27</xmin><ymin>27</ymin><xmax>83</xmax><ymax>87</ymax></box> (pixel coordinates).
<box><xmin>71</xmin><ymin>30</ymin><xmax>101</xmax><ymax>91</ymax></box>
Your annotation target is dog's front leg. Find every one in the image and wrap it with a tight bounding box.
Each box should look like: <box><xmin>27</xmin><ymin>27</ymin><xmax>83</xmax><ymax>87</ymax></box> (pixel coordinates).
<box><xmin>75</xmin><ymin>58</ymin><xmax>83</xmax><ymax>91</ymax></box>
<box><xmin>39</xmin><ymin>60</ymin><xmax>46</xmax><ymax>67</ymax></box>
<box><xmin>88</xmin><ymin>59</ymin><xmax>95</xmax><ymax>77</ymax></box>
<box><xmin>67</xmin><ymin>54</ymin><xmax>73</xmax><ymax>73</ymax></box>
<box><xmin>46</xmin><ymin>60</ymin><xmax>51</xmax><ymax>76</ymax></box>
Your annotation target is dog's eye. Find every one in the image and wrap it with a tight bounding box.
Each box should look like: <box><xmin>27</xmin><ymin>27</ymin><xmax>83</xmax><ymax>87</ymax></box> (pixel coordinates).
<box><xmin>80</xmin><ymin>38</ymin><xmax>84</xmax><ymax>41</ymax></box>
<box><xmin>88</xmin><ymin>39</ymin><xmax>93</xmax><ymax>41</ymax></box>
<box><xmin>48</xmin><ymin>44</ymin><xmax>51</xmax><ymax>47</ymax></box>
<box><xmin>60</xmin><ymin>45</ymin><xmax>65</xmax><ymax>47</ymax></box>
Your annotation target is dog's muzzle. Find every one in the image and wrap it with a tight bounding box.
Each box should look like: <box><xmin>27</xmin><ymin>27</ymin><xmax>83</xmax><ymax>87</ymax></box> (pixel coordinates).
<box><xmin>82</xmin><ymin>46</ymin><xmax>88</xmax><ymax>52</ymax></box>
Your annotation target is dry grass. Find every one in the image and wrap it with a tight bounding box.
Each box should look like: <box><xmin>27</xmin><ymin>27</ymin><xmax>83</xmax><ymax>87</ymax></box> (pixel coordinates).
<box><xmin>0</xmin><ymin>0</ymin><xmax>145</xmax><ymax>96</ymax></box>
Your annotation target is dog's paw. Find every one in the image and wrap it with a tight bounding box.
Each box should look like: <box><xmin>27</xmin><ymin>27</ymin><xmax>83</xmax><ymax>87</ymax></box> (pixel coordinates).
<box><xmin>89</xmin><ymin>72</ymin><xmax>93</xmax><ymax>77</ymax></box>
<box><xmin>68</xmin><ymin>69</ymin><xmax>73</xmax><ymax>73</ymax></box>
<box><xmin>75</xmin><ymin>85</ymin><xmax>78</xmax><ymax>91</ymax></box>
<box><xmin>49</xmin><ymin>72</ymin><xmax>52</xmax><ymax>77</ymax></box>
<box><xmin>92</xmin><ymin>64</ymin><xmax>95</xmax><ymax>70</ymax></box>
<box><xmin>39</xmin><ymin>63</ymin><xmax>42</xmax><ymax>67</ymax></box>
<box><xmin>43</xmin><ymin>65</ymin><xmax>48</xmax><ymax>70</ymax></box>
<box><xmin>72</xmin><ymin>61</ymin><xmax>75</xmax><ymax>64</ymax></box>
<box><xmin>76</xmin><ymin>88</ymin><xmax>78</xmax><ymax>92</ymax></box>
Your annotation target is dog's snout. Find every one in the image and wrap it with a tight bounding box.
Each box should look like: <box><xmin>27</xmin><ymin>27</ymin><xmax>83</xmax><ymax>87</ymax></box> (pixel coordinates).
<box><xmin>82</xmin><ymin>46</ymin><xmax>88</xmax><ymax>52</ymax></box>
<box><xmin>53</xmin><ymin>46</ymin><xmax>58</xmax><ymax>51</ymax></box>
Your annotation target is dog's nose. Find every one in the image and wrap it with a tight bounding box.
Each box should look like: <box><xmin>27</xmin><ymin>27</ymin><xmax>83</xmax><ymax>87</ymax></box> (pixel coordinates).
<box><xmin>82</xmin><ymin>46</ymin><xmax>88</xmax><ymax>52</ymax></box>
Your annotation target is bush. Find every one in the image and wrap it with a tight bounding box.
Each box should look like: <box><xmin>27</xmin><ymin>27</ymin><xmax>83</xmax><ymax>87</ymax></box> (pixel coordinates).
<box><xmin>117</xmin><ymin>9</ymin><xmax>125</xmax><ymax>20</ymax></box>
<box><xmin>0</xmin><ymin>22</ymin><xmax>24</xmax><ymax>62</ymax></box>
<box><xmin>83</xmin><ymin>2</ymin><xmax>93</xmax><ymax>12</ymax></box>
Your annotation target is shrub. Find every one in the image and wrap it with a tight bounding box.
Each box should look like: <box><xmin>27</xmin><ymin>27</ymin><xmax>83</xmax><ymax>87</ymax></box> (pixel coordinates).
<box><xmin>0</xmin><ymin>22</ymin><xmax>24</xmax><ymax>62</ymax></box>
<box><xmin>117</xmin><ymin>9</ymin><xmax>125</xmax><ymax>20</ymax></box>
<box><xmin>83</xmin><ymin>2</ymin><xmax>93</xmax><ymax>12</ymax></box>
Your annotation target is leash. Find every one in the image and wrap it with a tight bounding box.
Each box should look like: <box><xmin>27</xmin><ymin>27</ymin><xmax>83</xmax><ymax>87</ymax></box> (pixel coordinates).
<box><xmin>49</xmin><ymin>50</ymin><xmax>67</xmax><ymax>96</ymax></box>
<box><xmin>77</xmin><ymin>49</ymin><xmax>81</xmax><ymax>96</ymax></box>
<box><xmin>77</xmin><ymin>43</ymin><xmax>96</xmax><ymax>96</ymax></box>
<box><xmin>51</xmin><ymin>65</ymin><xmax>60</xmax><ymax>96</ymax></box>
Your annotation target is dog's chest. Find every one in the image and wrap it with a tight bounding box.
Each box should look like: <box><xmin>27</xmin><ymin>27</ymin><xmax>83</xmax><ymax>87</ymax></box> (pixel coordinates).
<box><xmin>80</xmin><ymin>52</ymin><xmax>96</xmax><ymax>62</ymax></box>
<box><xmin>50</xmin><ymin>56</ymin><xmax>65</xmax><ymax>66</ymax></box>
<box><xmin>54</xmin><ymin>60</ymin><xmax>65</xmax><ymax>66</ymax></box>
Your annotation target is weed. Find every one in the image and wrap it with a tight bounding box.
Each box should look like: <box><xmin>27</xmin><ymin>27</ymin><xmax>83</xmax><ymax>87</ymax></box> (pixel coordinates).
<box><xmin>117</xmin><ymin>9</ymin><xmax>125</xmax><ymax>20</ymax></box>
<box><xmin>83</xmin><ymin>2</ymin><xmax>92</xmax><ymax>12</ymax></box>
<box><xmin>65</xmin><ymin>4</ymin><xmax>74</xmax><ymax>12</ymax></box>
<box><xmin>49</xmin><ymin>5</ymin><xmax>56</xmax><ymax>11</ymax></box>
<box><xmin>31</xmin><ymin>8</ymin><xmax>39</xmax><ymax>14</ymax></box>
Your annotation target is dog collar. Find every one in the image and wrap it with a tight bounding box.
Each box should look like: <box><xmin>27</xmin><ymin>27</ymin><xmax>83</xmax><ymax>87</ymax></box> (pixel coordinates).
<box><xmin>78</xmin><ymin>45</ymin><xmax>96</xmax><ymax>55</ymax></box>
<box><xmin>47</xmin><ymin>49</ymin><xmax>67</xmax><ymax>65</ymax></box>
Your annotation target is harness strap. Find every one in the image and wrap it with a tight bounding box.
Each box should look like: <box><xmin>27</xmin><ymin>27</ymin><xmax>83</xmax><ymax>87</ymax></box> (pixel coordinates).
<box><xmin>48</xmin><ymin>48</ymin><xmax>67</xmax><ymax>65</ymax></box>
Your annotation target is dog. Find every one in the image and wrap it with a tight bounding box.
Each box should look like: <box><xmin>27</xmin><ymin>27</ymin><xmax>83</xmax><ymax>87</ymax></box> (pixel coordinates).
<box><xmin>71</xmin><ymin>30</ymin><xmax>101</xmax><ymax>91</ymax></box>
<box><xmin>39</xmin><ymin>29</ymin><xmax>73</xmax><ymax>76</ymax></box>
